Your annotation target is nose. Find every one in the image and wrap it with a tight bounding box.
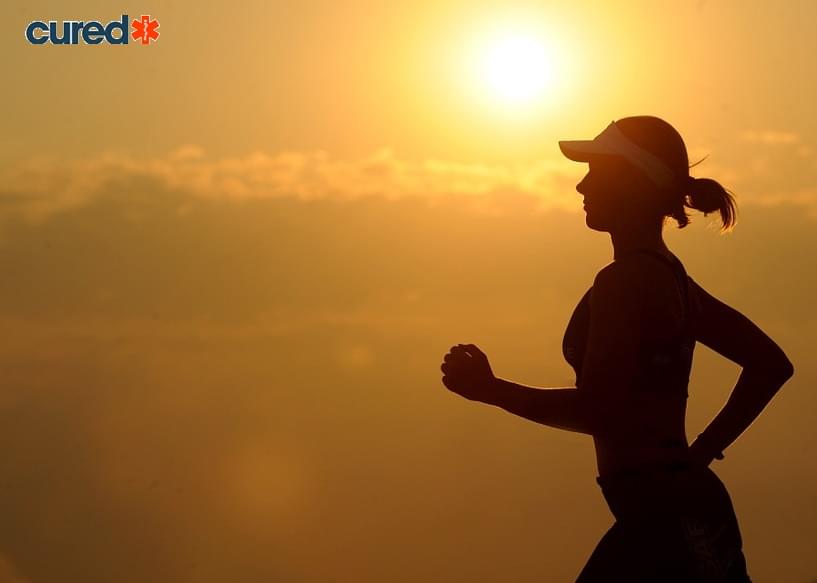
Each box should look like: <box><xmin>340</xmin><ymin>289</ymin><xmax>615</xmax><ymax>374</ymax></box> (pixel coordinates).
<box><xmin>576</xmin><ymin>174</ymin><xmax>589</xmax><ymax>196</ymax></box>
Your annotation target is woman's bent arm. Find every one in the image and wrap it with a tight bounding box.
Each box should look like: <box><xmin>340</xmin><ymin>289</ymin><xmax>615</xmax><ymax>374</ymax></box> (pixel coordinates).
<box><xmin>482</xmin><ymin>377</ymin><xmax>595</xmax><ymax>435</ymax></box>
<box><xmin>692</xmin><ymin>361</ymin><xmax>794</xmax><ymax>460</ymax></box>
<box><xmin>690</xmin><ymin>279</ymin><xmax>796</xmax><ymax>459</ymax></box>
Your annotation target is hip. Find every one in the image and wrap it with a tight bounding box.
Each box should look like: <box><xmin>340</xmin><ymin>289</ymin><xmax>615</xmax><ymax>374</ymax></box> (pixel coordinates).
<box><xmin>595</xmin><ymin>462</ymin><xmax>737</xmax><ymax>521</ymax></box>
<box><xmin>596</xmin><ymin>462</ymin><xmax>742</xmax><ymax>544</ymax></box>
<box><xmin>591</xmin><ymin>463</ymin><xmax>749</xmax><ymax>581</ymax></box>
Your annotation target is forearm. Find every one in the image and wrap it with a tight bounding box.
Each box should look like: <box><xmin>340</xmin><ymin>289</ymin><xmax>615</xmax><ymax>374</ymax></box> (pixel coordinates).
<box><xmin>694</xmin><ymin>364</ymin><xmax>794</xmax><ymax>459</ymax></box>
<box><xmin>483</xmin><ymin>377</ymin><xmax>595</xmax><ymax>435</ymax></box>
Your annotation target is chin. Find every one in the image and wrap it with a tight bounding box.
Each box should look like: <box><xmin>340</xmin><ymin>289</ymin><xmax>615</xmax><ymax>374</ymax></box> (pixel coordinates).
<box><xmin>585</xmin><ymin>215</ymin><xmax>610</xmax><ymax>233</ymax></box>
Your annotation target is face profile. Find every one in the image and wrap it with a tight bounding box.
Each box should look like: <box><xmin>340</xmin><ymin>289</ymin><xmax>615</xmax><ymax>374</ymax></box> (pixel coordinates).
<box><xmin>577</xmin><ymin>154</ymin><xmax>663</xmax><ymax>234</ymax></box>
<box><xmin>559</xmin><ymin>115</ymin><xmax>741</xmax><ymax>235</ymax></box>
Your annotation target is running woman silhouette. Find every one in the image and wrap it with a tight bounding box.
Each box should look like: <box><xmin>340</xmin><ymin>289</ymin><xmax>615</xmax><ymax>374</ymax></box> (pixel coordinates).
<box><xmin>440</xmin><ymin>116</ymin><xmax>794</xmax><ymax>582</ymax></box>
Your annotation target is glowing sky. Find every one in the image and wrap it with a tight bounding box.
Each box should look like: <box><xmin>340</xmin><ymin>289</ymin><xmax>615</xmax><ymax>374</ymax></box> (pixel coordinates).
<box><xmin>1</xmin><ymin>1</ymin><xmax>815</xmax><ymax>582</ymax></box>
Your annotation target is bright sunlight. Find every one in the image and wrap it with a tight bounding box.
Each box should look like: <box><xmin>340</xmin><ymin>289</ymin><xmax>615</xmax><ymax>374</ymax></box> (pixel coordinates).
<box><xmin>455</xmin><ymin>18</ymin><xmax>576</xmax><ymax>119</ymax></box>
<box><xmin>480</xmin><ymin>34</ymin><xmax>554</xmax><ymax>105</ymax></box>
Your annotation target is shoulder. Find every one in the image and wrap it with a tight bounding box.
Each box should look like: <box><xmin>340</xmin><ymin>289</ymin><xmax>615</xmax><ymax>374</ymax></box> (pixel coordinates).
<box><xmin>591</xmin><ymin>254</ymin><xmax>680</xmax><ymax>317</ymax></box>
<box><xmin>593</xmin><ymin>254</ymin><xmax>674</xmax><ymax>297</ymax></box>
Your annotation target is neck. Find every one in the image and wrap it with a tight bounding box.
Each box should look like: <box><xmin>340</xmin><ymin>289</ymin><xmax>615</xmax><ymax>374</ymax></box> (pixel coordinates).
<box><xmin>610</xmin><ymin>221</ymin><xmax>669</xmax><ymax>262</ymax></box>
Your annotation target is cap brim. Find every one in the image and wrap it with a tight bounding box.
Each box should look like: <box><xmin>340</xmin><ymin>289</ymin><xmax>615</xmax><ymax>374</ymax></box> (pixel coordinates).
<box><xmin>558</xmin><ymin>140</ymin><xmax>599</xmax><ymax>162</ymax></box>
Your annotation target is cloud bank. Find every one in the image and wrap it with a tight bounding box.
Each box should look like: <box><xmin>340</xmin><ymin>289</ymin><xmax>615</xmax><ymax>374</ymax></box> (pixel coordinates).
<box><xmin>4</xmin><ymin>137</ymin><xmax>817</xmax><ymax>227</ymax></box>
<box><xmin>0</xmin><ymin>147</ymin><xmax>584</xmax><ymax>224</ymax></box>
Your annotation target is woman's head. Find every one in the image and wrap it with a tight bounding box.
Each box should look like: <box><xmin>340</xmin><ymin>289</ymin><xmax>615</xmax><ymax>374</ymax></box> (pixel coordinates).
<box><xmin>564</xmin><ymin>116</ymin><xmax>737</xmax><ymax>233</ymax></box>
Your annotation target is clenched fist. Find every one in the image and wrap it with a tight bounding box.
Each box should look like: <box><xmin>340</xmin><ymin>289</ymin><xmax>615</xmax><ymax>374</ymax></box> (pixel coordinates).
<box><xmin>440</xmin><ymin>343</ymin><xmax>497</xmax><ymax>403</ymax></box>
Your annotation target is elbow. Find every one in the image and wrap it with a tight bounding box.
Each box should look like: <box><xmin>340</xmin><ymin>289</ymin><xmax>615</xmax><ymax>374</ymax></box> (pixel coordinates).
<box><xmin>778</xmin><ymin>357</ymin><xmax>795</xmax><ymax>381</ymax></box>
<box><xmin>772</xmin><ymin>350</ymin><xmax>795</xmax><ymax>381</ymax></box>
<box><xmin>745</xmin><ymin>354</ymin><xmax>794</xmax><ymax>383</ymax></box>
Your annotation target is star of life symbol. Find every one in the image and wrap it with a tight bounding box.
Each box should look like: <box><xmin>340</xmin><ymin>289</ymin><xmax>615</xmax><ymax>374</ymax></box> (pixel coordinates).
<box><xmin>131</xmin><ymin>14</ymin><xmax>159</xmax><ymax>45</ymax></box>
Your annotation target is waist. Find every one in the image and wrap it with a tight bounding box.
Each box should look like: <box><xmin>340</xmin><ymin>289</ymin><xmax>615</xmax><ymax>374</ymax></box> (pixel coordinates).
<box><xmin>596</xmin><ymin>460</ymin><xmax>692</xmax><ymax>488</ymax></box>
<box><xmin>593</xmin><ymin>432</ymin><xmax>690</xmax><ymax>477</ymax></box>
<box><xmin>594</xmin><ymin>462</ymin><xmax>730</xmax><ymax>523</ymax></box>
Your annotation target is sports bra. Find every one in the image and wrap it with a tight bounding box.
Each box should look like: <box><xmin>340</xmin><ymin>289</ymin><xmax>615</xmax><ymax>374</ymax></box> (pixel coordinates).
<box><xmin>562</xmin><ymin>248</ymin><xmax>697</xmax><ymax>397</ymax></box>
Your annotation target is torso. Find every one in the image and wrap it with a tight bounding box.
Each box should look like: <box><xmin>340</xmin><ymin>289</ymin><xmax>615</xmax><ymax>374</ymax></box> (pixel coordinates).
<box><xmin>562</xmin><ymin>248</ymin><xmax>699</xmax><ymax>478</ymax></box>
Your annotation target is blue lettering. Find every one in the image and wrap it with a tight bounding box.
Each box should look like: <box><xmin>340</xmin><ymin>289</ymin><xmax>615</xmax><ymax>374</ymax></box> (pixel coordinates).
<box><xmin>70</xmin><ymin>22</ymin><xmax>86</xmax><ymax>45</ymax></box>
<box><xmin>82</xmin><ymin>21</ymin><xmax>104</xmax><ymax>44</ymax></box>
<box><xmin>49</xmin><ymin>20</ymin><xmax>70</xmax><ymax>45</ymax></box>
<box><xmin>26</xmin><ymin>15</ymin><xmax>131</xmax><ymax>45</ymax></box>
<box><xmin>25</xmin><ymin>21</ymin><xmax>48</xmax><ymax>44</ymax></box>
<box><xmin>106</xmin><ymin>15</ymin><xmax>128</xmax><ymax>44</ymax></box>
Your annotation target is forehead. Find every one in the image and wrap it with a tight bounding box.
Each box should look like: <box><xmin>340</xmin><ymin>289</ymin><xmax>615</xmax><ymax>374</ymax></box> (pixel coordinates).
<box><xmin>587</xmin><ymin>154</ymin><xmax>625</xmax><ymax>170</ymax></box>
<box><xmin>588</xmin><ymin>154</ymin><xmax>623</xmax><ymax>168</ymax></box>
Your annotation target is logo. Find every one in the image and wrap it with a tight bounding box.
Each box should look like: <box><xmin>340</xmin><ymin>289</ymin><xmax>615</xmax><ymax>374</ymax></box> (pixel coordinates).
<box><xmin>131</xmin><ymin>15</ymin><xmax>160</xmax><ymax>45</ymax></box>
<box><xmin>25</xmin><ymin>15</ymin><xmax>160</xmax><ymax>45</ymax></box>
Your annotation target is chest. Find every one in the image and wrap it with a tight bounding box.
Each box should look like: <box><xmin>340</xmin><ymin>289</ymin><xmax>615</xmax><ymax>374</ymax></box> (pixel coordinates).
<box><xmin>562</xmin><ymin>286</ymin><xmax>593</xmax><ymax>378</ymax></box>
<box><xmin>561</xmin><ymin>284</ymin><xmax>694</xmax><ymax>392</ymax></box>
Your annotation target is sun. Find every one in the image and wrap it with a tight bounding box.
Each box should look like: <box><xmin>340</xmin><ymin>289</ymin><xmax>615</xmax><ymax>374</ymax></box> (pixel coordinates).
<box><xmin>444</xmin><ymin>15</ymin><xmax>581</xmax><ymax>120</ymax></box>
<box><xmin>480</xmin><ymin>34</ymin><xmax>554</xmax><ymax>105</ymax></box>
<box><xmin>453</xmin><ymin>20</ymin><xmax>573</xmax><ymax>116</ymax></box>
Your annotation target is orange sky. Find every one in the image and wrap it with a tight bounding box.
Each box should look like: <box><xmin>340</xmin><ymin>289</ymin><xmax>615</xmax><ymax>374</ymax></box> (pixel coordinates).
<box><xmin>1</xmin><ymin>2</ymin><xmax>815</xmax><ymax>582</ymax></box>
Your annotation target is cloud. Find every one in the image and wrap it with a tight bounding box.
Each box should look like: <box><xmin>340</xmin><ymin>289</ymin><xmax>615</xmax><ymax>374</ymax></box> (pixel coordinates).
<box><xmin>739</xmin><ymin>129</ymin><xmax>801</xmax><ymax>145</ymax></box>
<box><xmin>740</xmin><ymin>186</ymin><xmax>817</xmax><ymax>218</ymax></box>
<box><xmin>0</xmin><ymin>147</ymin><xmax>585</xmax><ymax>224</ymax></box>
<box><xmin>2</xmin><ymin>144</ymin><xmax>817</xmax><ymax>226</ymax></box>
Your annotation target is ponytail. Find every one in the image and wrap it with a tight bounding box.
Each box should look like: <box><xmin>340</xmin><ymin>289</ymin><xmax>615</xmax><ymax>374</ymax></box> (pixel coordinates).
<box><xmin>668</xmin><ymin>158</ymin><xmax>738</xmax><ymax>232</ymax></box>
<box><xmin>686</xmin><ymin>177</ymin><xmax>738</xmax><ymax>232</ymax></box>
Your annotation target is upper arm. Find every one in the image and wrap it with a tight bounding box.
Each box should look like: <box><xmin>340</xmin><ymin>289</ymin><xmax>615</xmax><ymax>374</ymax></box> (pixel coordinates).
<box><xmin>690</xmin><ymin>278</ymin><xmax>794</xmax><ymax>376</ymax></box>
